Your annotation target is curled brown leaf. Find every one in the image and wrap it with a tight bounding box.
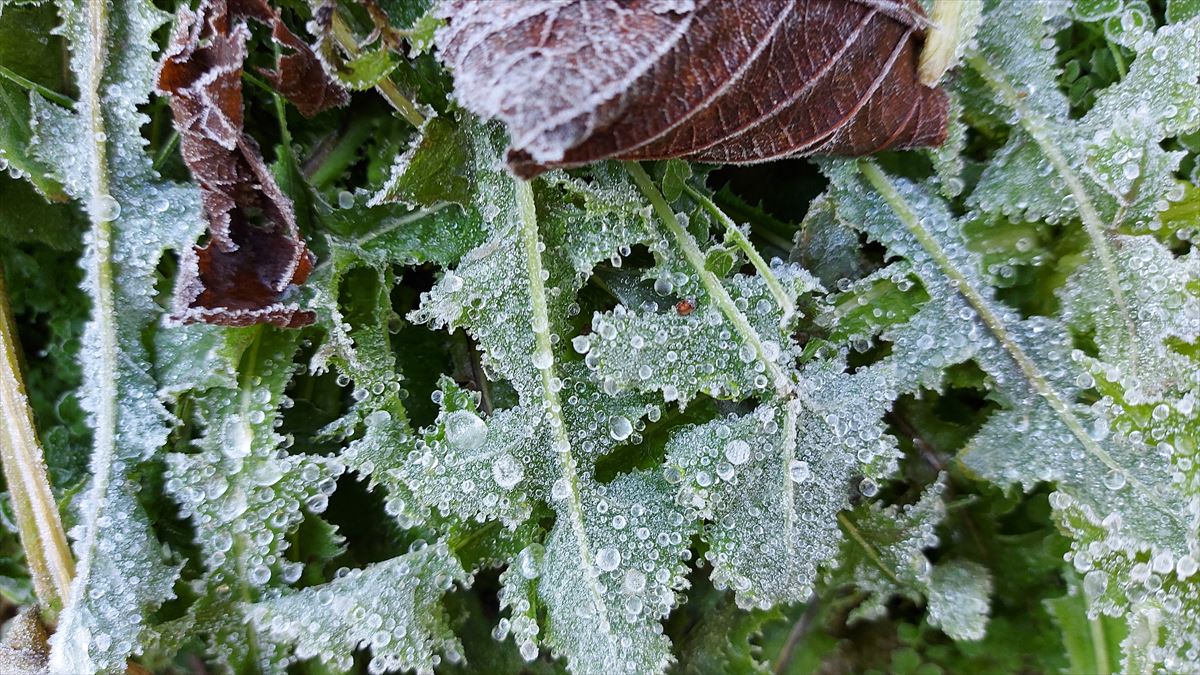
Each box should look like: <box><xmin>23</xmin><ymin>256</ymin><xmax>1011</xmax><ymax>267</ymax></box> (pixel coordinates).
<box><xmin>157</xmin><ymin>0</ymin><xmax>347</xmax><ymax>328</ymax></box>
<box><xmin>435</xmin><ymin>0</ymin><xmax>949</xmax><ymax>178</ymax></box>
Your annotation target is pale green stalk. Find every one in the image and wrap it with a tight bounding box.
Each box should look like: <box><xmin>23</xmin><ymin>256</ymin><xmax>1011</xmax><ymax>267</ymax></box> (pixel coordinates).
<box><xmin>0</xmin><ymin>264</ymin><xmax>75</xmax><ymax>619</ymax></box>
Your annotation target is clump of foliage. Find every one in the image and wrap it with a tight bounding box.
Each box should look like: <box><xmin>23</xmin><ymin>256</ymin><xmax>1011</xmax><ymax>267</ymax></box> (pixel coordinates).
<box><xmin>0</xmin><ymin>0</ymin><xmax>1197</xmax><ymax>674</ymax></box>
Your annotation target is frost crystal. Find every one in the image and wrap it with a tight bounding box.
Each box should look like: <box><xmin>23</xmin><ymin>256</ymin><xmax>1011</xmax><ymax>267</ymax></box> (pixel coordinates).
<box><xmin>163</xmin><ymin>327</ymin><xmax>344</xmax><ymax>672</ymax></box>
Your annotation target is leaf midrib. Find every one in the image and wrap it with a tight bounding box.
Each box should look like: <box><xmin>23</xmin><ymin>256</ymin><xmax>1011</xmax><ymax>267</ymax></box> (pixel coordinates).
<box><xmin>858</xmin><ymin>160</ymin><xmax>1175</xmax><ymax>520</ymax></box>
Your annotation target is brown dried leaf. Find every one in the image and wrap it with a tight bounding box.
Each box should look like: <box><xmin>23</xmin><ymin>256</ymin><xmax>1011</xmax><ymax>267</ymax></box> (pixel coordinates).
<box><xmin>435</xmin><ymin>0</ymin><xmax>949</xmax><ymax>178</ymax></box>
<box><xmin>157</xmin><ymin>0</ymin><xmax>348</xmax><ymax>328</ymax></box>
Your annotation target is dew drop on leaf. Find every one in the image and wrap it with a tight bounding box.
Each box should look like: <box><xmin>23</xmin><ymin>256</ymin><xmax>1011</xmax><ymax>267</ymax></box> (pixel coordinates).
<box><xmin>608</xmin><ymin>415</ymin><xmax>633</xmax><ymax>441</ymax></box>
<box><xmin>724</xmin><ymin>439</ymin><xmax>751</xmax><ymax>466</ymax></box>
<box><xmin>444</xmin><ymin>410</ymin><xmax>487</xmax><ymax>450</ymax></box>
<box><xmin>596</xmin><ymin>547</ymin><xmax>622</xmax><ymax>572</ymax></box>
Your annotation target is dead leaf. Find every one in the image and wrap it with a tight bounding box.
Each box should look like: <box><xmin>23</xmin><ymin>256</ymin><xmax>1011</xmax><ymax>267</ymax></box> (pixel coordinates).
<box><xmin>435</xmin><ymin>0</ymin><xmax>948</xmax><ymax>178</ymax></box>
<box><xmin>157</xmin><ymin>0</ymin><xmax>347</xmax><ymax>328</ymax></box>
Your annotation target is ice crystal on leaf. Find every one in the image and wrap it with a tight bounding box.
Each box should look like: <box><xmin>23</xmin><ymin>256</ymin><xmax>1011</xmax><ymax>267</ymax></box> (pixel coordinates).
<box><xmin>162</xmin><ymin>326</ymin><xmax>345</xmax><ymax>672</ymax></box>
<box><xmin>830</xmin><ymin>479</ymin><xmax>992</xmax><ymax>642</ymax></box>
<box><xmin>968</xmin><ymin>1</ymin><xmax>1200</xmax><ymax>235</ymax></box>
<box><xmin>390</xmin><ymin>119</ymin><xmax>696</xmax><ymax>674</ymax></box>
<box><xmin>14</xmin><ymin>0</ymin><xmax>1200</xmax><ymax>672</ymax></box>
<box><xmin>822</xmin><ymin>21</ymin><xmax>1200</xmax><ymax>653</ymax></box>
<box><xmin>29</xmin><ymin>0</ymin><xmax>203</xmax><ymax>669</ymax></box>
<box><xmin>249</xmin><ymin>541</ymin><xmax>468</xmax><ymax>674</ymax></box>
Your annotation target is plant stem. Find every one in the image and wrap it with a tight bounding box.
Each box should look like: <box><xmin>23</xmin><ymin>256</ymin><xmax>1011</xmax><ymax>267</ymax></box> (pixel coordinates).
<box><xmin>772</xmin><ymin>592</ymin><xmax>822</xmax><ymax>675</ymax></box>
<box><xmin>151</xmin><ymin>130</ymin><xmax>179</xmax><ymax>173</ymax></box>
<box><xmin>330</xmin><ymin>11</ymin><xmax>425</xmax><ymax>128</ymax></box>
<box><xmin>307</xmin><ymin>120</ymin><xmax>374</xmax><ymax>190</ymax></box>
<box><xmin>1089</xmin><ymin>614</ymin><xmax>1112</xmax><ymax>675</ymax></box>
<box><xmin>0</xmin><ymin>65</ymin><xmax>73</xmax><ymax>108</ymax></box>
<box><xmin>918</xmin><ymin>0</ymin><xmax>978</xmax><ymax>86</ymax></box>
<box><xmin>0</xmin><ymin>263</ymin><xmax>75</xmax><ymax>620</ymax></box>
<box><xmin>625</xmin><ymin>161</ymin><xmax>791</xmax><ymax>396</ymax></box>
<box><xmin>836</xmin><ymin>512</ymin><xmax>901</xmax><ymax>585</ymax></box>
<box><xmin>515</xmin><ymin>174</ymin><xmax>611</xmax><ymax>627</ymax></box>
<box><xmin>683</xmin><ymin>182</ymin><xmax>796</xmax><ymax>325</ymax></box>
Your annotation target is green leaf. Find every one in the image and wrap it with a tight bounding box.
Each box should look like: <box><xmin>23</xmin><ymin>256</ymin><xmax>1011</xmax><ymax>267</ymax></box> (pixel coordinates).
<box><xmin>338</xmin><ymin>49</ymin><xmax>399</xmax><ymax>91</ymax></box>
<box><xmin>1046</xmin><ymin>578</ymin><xmax>1127</xmax><ymax>675</ymax></box>
<box><xmin>832</xmin><ymin>479</ymin><xmax>992</xmax><ymax>642</ymax></box>
<box><xmin>164</xmin><ymin>327</ymin><xmax>345</xmax><ymax>672</ymax></box>
<box><xmin>0</xmin><ymin>1</ymin><xmax>70</xmax><ymax>199</ymax></box>
<box><xmin>34</xmin><ymin>0</ymin><xmax>204</xmax><ymax>669</ymax></box>
<box><xmin>249</xmin><ymin>541</ymin><xmax>468</xmax><ymax>673</ymax></box>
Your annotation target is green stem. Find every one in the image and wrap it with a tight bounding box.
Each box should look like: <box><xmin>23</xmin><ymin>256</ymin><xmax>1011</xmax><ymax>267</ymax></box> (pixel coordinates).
<box><xmin>0</xmin><ymin>264</ymin><xmax>75</xmax><ymax>620</ymax></box>
<box><xmin>515</xmin><ymin>174</ymin><xmax>610</xmax><ymax>624</ymax></box>
<box><xmin>858</xmin><ymin>160</ymin><xmax>1172</xmax><ymax>518</ymax></box>
<box><xmin>626</xmin><ymin>162</ymin><xmax>792</xmax><ymax>396</ymax></box>
<box><xmin>233</xmin><ymin>327</ymin><xmax>265</xmax><ymax>666</ymax></box>
<box><xmin>0</xmin><ymin>65</ymin><xmax>73</xmax><ymax>108</ymax></box>
<box><xmin>968</xmin><ymin>54</ymin><xmax>1138</xmax><ymax>363</ymax></box>
<box><xmin>308</xmin><ymin>121</ymin><xmax>374</xmax><ymax>190</ymax></box>
<box><xmin>837</xmin><ymin>512</ymin><xmax>901</xmax><ymax>586</ymax></box>
<box><xmin>330</xmin><ymin>12</ymin><xmax>425</xmax><ymax>128</ymax></box>
<box><xmin>1088</xmin><ymin>614</ymin><xmax>1111</xmax><ymax>675</ymax></box>
<box><xmin>683</xmin><ymin>182</ymin><xmax>796</xmax><ymax>325</ymax></box>
<box><xmin>151</xmin><ymin>130</ymin><xmax>179</xmax><ymax>172</ymax></box>
<box><xmin>70</xmin><ymin>0</ymin><xmax>120</xmax><ymax>638</ymax></box>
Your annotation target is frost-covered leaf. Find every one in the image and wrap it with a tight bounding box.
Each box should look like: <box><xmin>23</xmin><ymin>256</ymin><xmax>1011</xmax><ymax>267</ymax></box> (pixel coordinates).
<box><xmin>249</xmin><ymin>541</ymin><xmax>468</xmax><ymax>674</ymax></box>
<box><xmin>435</xmin><ymin>0</ymin><xmax>949</xmax><ymax>177</ymax></box>
<box><xmin>831</xmin><ymin>156</ymin><xmax>1200</xmax><ymax>670</ymax></box>
<box><xmin>32</xmin><ymin>0</ymin><xmax>205</xmax><ymax>668</ymax></box>
<box><xmin>829</xmin><ymin>161</ymin><xmax>1187</xmax><ymax>549</ymax></box>
<box><xmin>156</xmin><ymin>0</ymin><xmax>347</xmax><ymax>328</ymax></box>
<box><xmin>968</xmin><ymin>2</ymin><xmax>1200</xmax><ymax>235</ymax></box>
<box><xmin>831</xmin><ymin>479</ymin><xmax>992</xmax><ymax>642</ymax></box>
<box><xmin>12</xmin><ymin>0</ymin><xmax>1200</xmax><ymax>671</ymax></box>
<box><xmin>927</xmin><ymin>560</ymin><xmax>993</xmax><ymax>641</ymax></box>
<box><xmin>164</xmin><ymin>327</ymin><xmax>345</xmax><ymax>673</ymax></box>
<box><xmin>1050</xmin><ymin>241</ymin><xmax>1200</xmax><ymax>670</ymax></box>
<box><xmin>372</xmin><ymin>121</ymin><xmax>698</xmax><ymax>674</ymax></box>
<box><xmin>663</xmin><ymin>357</ymin><xmax>901</xmax><ymax>610</ymax></box>
<box><xmin>585</xmin><ymin>262</ymin><xmax>818</xmax><ymax>406</ymax></box>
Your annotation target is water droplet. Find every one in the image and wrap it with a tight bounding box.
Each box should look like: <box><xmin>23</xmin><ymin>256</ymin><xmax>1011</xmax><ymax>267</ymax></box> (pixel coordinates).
<box><xmin>365</xmin><ymin>409</ymin><xmax>391</xmax><ymax>427</ymax></box>
<box><xmin>94</xmin><ymin>194</ymin><xmax>120</xmax><ymax>221</ymax></box>
<box><xmin>444</xmin><ymin>410</ymin><xmax>487</xmax><ymax>451</ymax></box>
<box><xmin>724</xmin><ymin>439</ymin><xmax>751</xmax><ymax>465</ymax></box>
<box><xmin>608</xmin><ymin>415</ymin><xmax>633</xmax><ymax>441</ymax></box>
<box><xmin>859</xmin><ymin>478</ymin><xmax>878</xmax><ymax>497</ymax></box>
<box><xmin>788</xmin><ymin>460</ymin><xmax>811</xmax><ymax>484</ymax></box>
<box><xmin>492</xmin><ymin>453</ymin><xmax>524</xmax><ymax>489</ymax></box>
<box><xmin>516</xmin><ymin>544</ymin><xmax>543</xmax><ymax>579</ymax></box>
<box><xmin>1177</xmin><ymin>555</ymin><xmax>1198</xmax><ymax>578</ymax></box>
<box><xmin>572</xmin><ymin>335</ymin><xmax>592</xmax><ymax>354</ymax></box>
<box><xmin>551</xmin><ymin>478</ymin><xmax>570</xmax><ymax>500</ymax></box>
<box><xmin>596</xmin><ymin>547</ymin><xmax>621</xmax><ymax>572</ymax></box>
